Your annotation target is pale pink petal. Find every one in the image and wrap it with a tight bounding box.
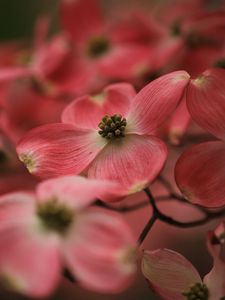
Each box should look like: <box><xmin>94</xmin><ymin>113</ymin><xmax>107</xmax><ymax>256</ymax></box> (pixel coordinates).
<box><xmin>36</xmin><ymin>176</ymin><xmax>122</xmax><ymax>210</ymax></box>
<box><xmin>127</xmin><ymin>71</ymin><xmax>190</xmax><ymax>135</ymax></box>
<box><xmin>62</xmin><ymin>83</ymin><xmax>136</xmax><ymax>129</ymax></box>
<box><xmin>168</xmin><ymin>96</ymin><xmax>191</xmax><ymax>145</ymax></box>
<box><xmin>186</xmin><ymin>68</ymin><xmax>225</xmax><ymax>140</ymax></box>
<box><xmin>88</xmin><ymin>134</ymin><xmax>167</xmax><ymax>195</ymax></box>
<box><xmin>175</xmin><ymin>141</ymin><xmax>225</xmax><ymax>208</ymax></box>
<box><xmin>60</xmin><ymin>0</ymin><xmax>103</xmax><ymax>43</ymax></box>
<box><xmin>0</xmin><ymin>224</ymin><xmax>61</xmax><ymax>297</ymax></box>
<box><xmin>204</xmin><ymin>222</ymin><xmax>225</xmax><ymax>300</ymax></box>
<box><xmin>0</xmin><ymin>68</ymin><xmax>32</xmax><ymax>82</ymax></box>
<box><xmin>0</xmin><ymin>192</ymin><xmax>35</xmax><ymax>229</ymax></box>
<box><xmin>63</xmin><ymin>207</ymin><xmax>136</xmax><ymax>293</ymax></box>
<box><xmin>31</xmin><ymin>35</ymin><xmax>71</xmax><ymax>77</ymax></box>
<box><xmin>16</xmin><ymin>123</ymin><xmax>107</xmax><ymax>179</ymax></box>
<box><xmin>142</xmin><ymin>249</ymin><xmax>201</xmax><ymax>300</ymax></box>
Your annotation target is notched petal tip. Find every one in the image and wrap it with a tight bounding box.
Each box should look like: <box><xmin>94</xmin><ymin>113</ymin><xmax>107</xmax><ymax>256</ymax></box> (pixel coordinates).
<box><xmin>0</xmin><ymin>271</ymin><xmax>28</xmax><ymax>295</ymax></box>
<box><xmin>191</xmin><ymin>74</ymin><xmax>207</xmax><ymax>87</ymax></box>
<box><xmin>171</xmin><ymin>70</ymin><xmax>190</xmax><ymax>83</ymax></box>
<box><xmin>18</xmin><ymin>153</ymin><xmax>37</xmax><ymax>174</ymax></box>
<box><xmin>120</xmin><ymin>248</ymin><xmax>137</xmax><ymax>275</ymax></box>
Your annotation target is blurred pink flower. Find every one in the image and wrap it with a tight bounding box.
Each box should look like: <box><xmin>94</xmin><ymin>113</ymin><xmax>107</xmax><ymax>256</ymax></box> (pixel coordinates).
<box><xmin>60</xmin><ymin>0</ymin><xmax>157</xmax><ymax>83</ymax></box>
<box><xmin>0</xmin><ymin>176</ymin><xmax>136</xmax><ymax>297</ymax></box>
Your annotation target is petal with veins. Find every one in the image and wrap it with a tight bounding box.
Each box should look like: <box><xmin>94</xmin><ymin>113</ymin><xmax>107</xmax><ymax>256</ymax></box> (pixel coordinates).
<box><xmin>17</xmin><ymin>123</ymin><xmax>107</xmax><ymax>179</ymax></box>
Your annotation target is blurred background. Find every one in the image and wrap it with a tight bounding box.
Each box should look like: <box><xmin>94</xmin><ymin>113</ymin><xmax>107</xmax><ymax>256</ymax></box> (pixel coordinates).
<box><xmin>0</xmin><ymin>0</ymin><xmax>223</xmax><ymax>299</ymax></box>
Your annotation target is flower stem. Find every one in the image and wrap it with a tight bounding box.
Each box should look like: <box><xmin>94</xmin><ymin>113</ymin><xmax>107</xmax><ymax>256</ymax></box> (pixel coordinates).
<box><xmin>138</xmin><ymin>187</ymin><xmax>225</xmax><ymax>245</ymax></box>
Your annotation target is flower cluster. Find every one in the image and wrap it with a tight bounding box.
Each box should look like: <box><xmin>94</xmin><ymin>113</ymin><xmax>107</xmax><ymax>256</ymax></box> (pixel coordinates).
<box><xmin>0</xmin><ymin>0</ymin><xmax>224</xmax><ymax>299</ymax></box>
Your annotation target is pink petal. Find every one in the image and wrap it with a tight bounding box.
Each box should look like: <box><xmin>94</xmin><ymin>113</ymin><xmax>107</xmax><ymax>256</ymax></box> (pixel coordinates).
<box><xmin>60</xmin><ymin>0</ymin><xmax>103</xmax><ymax>43</ymax></box>
<box><xmin>142</xmin><ymin>249</ymin><xmax>201</xmax><ymax>300</ymax></box>
<box><xmin>88</xmin><ymin>134</ymin><xmax>167</xmax><ymax>194</ymax></box>
<box><xmin>99</xmin><ymin>45</ymin><xmax>152</xmax><ymax>81</ymax></box>
<box><xmin>175</xmin><ymin>141</ymin><xmax>225</xmax><ymax>208</ymax></box>
<box><xmin>0</xmin><ymin>192</ymin><xmax>35</xmax><ymax>229</ymax></box>
<box><xmin>0</xmin><ymin>68</ymin><xmax>32</xmax><ymax>82</ymax></box>
<box><xmin>63</xmin><ymin>207</ymin><xmax>136</xmax><ymax>293</ymax></box>
<box><xmin>111</xmin><ymin>12</ymin><xmax>163</xmax><ymax>44</ymax></box>
<box><xmin>168</xmin><ymin>96</ymin><xmax>191</xmax><ymax>145</ymax></box>
<box><xmin>0</xmin><ymin>223</ymin><xmax>61</xmax><ymax>297</ymax></box>
<box><xmin>127</xmin><ymin>71</ymin><xmax>190</xmax><ymax>135</ymax></box>
<box><xmin>36</xmin><ymin>176</ymin><xmax>121</xmax><ymax>210</ymax></box>
<box><xmin>186</xmin><ymin>68</ymin><xmax>225</xmax><ymax>140</ymax></box>
<box><xmin>204</xmin><ymin>222</ymin><xmax>225</xmax><ymax>300</ymax></box>
<box><xmin>31</xmin><ymin>35</ymin><xmax>71</xmax><ymax>77</ymax></box>
<box><xmin>16</xmin><ymin>123</ymin><xmax>107</xmax><ymax>179</ymax></box>
<box><xmin>152</xmin><ymin>37</ymin><xmax>185</xmax><ymax>71</ymax></box>
<box><xmin>62</xmin><ymin>83</ymin><xmax>136</xmax><ymax>129</ymax></box>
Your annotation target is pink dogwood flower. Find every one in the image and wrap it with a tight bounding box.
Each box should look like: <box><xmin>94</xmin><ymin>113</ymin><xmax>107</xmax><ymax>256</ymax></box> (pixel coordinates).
<box><xmin>60</xmin><ymin>0</ymin><xmax>156</xmax><ymax>84</ymax></box>
<box><xmin>0</xmin><ymin>176</ymin><xmax>136</xmax><ymax>297</ymax></box>
<box><xmin>175</xmin><ymin>68</ymin><xmax>225</xmax><ymax>208</ymax></box>
<box><xmin>141</xmin><ymin>222</ymin><xmax>225</xmax><ymax>300</ymax></box>
<box><xmin>155</xmin><ymin>1</ymin><xmax>225</xmax><ymax>77</ymax></box>
<box><xmin>17</xmin><ymin>71</ymin><xmax>190</xmax><ymax>196</ymax></box>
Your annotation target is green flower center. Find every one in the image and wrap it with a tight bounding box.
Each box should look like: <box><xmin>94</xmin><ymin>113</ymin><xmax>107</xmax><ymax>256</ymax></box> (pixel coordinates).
<box><xmin>214</xmin><ymin>58</ymin><xmax>225</xmax><ymax>69</ymax></box>
<box><xmin>171</xmin><ymin>20</ymin><xmax>182</xmax><ymax>36</ymax></box>
<box><xmin>0</xmin><ymin>150</ymin><xmax>8</xmax><ymax>164</ymax></box>
<box><xmin>183</xmin><ymin>282</ymin><xmax>209</xmax><ymax>300</ymax></box>
<box><xmin>98</xmin><ymin>114</ymin><xmax>127</xmax><ymax>140</ymax></box>
<box><xmin>37</xmin><ymin>198</ymin><xmax>74</xmax><ymax>234</ymax></box>
<box><xmin>87</xmin><ymin>37</ymin><xmax>110</xmax><ymax>58</ymax></box>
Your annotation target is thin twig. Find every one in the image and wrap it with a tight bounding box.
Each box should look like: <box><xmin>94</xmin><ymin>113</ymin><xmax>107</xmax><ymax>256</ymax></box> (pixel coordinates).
<box><xmin>138</xmin><ymin>215</ymin><xmax>157</xmax><ymax>244</ymax></box>
<box><xmin>138</xmin><ymin>187</ymin><xmax>225</xmax><ymax>245</ymax></box>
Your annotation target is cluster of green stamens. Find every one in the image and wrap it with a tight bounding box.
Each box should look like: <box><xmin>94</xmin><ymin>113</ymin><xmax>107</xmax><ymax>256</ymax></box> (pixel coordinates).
<box><xmin>183</xmin><ymin>283</ymin><xmax>209</xmax><ymax>300</ymax></box>
<box><xmin>98</xmin><ymin>114</ymin><xmax>127</xmax><ymax>139</ymax></box>
<box><xmin>88</xmin><ymin>37</ymin><xmax>110</xmax><ymax>58</ymax></box>
<box><xmin>214</xmin><ymin>58</ymin><xmax>225</xmax><ymax>69</ymax></box>
<box><xmin>37</xmin><ymin>198</ymin><xmax>74</xmax><ymax>234</ymax></box>
<box><xmin>0</xmin><ymin>150</ymin><xmax>7</xmax><ymax>163</ymax></box>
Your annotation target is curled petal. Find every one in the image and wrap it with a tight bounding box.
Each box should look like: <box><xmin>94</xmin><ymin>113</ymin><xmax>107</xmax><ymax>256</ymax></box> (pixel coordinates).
<box><xmin>88</xmin><ymin>134</ymin><xmax>167</xmax><ymax>196</ymax></box>
<box><xmin>36</xmin><ymin>176</ymin><xmax>121</xmax><ymax>209</ymax></box>
<box><xmin>142</xmin><ymin>249</ymin><xmax>201</xmax><ymax>300</ymax></box>
<box><xmin>0</xmin><ymin>224</ymin><xmax>61</xmax><ymax>297</ymax></box>
<box><xmin>60</xmin><ymin>0</ymin><xmax>103</xmax><ymax>43</ymax></box>
<box><xmin>127</xmin><ymin>70</ymin><xmax>190</xmax><ymax>135</ymax></box>
<box><xmin>204</xmin><ymin>222</ymin><xmax>225</xmax><ymax>300</ymax></box>
<box><xmin>16</xmin><ymin>123</ymin><xmax>107</xmax><ymax>179</ymax></box>
<box><xmin>63</xmin><ymin>207</ymin><xmax>136</xmax><ymax>293</ymax></box>
<box><xmin>175</xmin><ymin>141</ymin><xmax>225</xmax><ymax>208</ymax></box>
<box><xmin>62</xmin><ymin>83</ymin><xmax>136</xmax><ymax>129</ymax></box>
<box><xmin>186</xmin><ymin>68</ymin><xmax>225</xmax><ymax>140</ymax></box>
